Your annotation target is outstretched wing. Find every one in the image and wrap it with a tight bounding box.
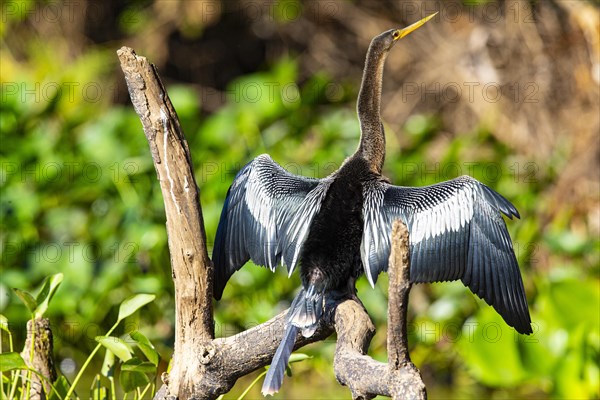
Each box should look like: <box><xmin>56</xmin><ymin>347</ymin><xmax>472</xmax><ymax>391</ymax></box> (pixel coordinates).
<box><xmin>361</xmin><ymin>175</ymin><xmax>532</xmax><ymax>334</ymax></box>
<box><xmin>212</xmin><ymin>154</ymin><xmax>332</xmax><ymax>300</ymax></box>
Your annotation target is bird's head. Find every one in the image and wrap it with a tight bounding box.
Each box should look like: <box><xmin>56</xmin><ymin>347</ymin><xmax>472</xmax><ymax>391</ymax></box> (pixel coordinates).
<box><xmin>372</xmin><ymin>12</ymin><xmax>438</xmax><ymax>53</ymax></box>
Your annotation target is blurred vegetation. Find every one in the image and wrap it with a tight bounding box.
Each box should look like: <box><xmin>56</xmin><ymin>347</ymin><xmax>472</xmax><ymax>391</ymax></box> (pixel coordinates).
<box><xmin>1</xmin><ymin>0</ymin><xmax>599</xmax><ymax>399</ymax></box>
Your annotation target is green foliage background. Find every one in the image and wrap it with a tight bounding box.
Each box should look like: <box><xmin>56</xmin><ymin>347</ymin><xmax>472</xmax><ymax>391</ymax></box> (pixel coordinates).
<box><xmin>1</xmin><ymin>1</ymin><xmax>598</xmax><ymax>399</ymax></box>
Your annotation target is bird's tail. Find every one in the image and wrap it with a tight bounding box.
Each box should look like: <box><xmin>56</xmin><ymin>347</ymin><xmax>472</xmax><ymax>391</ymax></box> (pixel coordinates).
<box><xmin>261</xmin><ymin>286</ymin><xmax>323</xmax><ymax>396</ymax></box>
<box><xmin>288</xmin><ymin>284</ymin><xmax>323</xmax><ymax>337</ymax></box>
<box><xmin>261</xmin><ymin>323</ymin><xmax>298</xmax><ymax>396</ymax></box>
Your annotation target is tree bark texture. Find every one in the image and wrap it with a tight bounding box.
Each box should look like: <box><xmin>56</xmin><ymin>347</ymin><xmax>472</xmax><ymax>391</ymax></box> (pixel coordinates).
<box><xmin>20</xmin><ymin>318</ymin><xmax>57</xmax><ymax>400</ymax></box>
<box><xmin>117</xmin><ymin>46</ymin><xmax>425</xmax><ymax>399</ymax></box>
<box><xmin>117</xmin><ymin>46</ymin><xmax>214</xmax><ymax>399</ymax></box>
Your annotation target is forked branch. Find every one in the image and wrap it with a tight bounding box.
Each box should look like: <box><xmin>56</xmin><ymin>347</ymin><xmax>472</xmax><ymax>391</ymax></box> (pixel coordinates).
<box><xmin>117</xmin><ymin>47</ymin><xmax>425</xmax><ymax>399</ymax></box>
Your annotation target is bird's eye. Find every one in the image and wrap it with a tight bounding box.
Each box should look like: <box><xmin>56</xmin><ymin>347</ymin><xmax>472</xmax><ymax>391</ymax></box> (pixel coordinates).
<box><xmin>393</xmin><ymin>30</ymin><xmax>401</xmax><ymax>39</ymax></box>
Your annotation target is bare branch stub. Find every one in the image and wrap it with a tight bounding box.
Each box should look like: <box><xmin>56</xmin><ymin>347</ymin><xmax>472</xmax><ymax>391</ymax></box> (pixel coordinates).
<box><xmin>387</xmin><ymin>220</ymin><xmax>426</xmax><ymax>400</ymax></box>
<box><xmin>21</xmin><ymin>318</ymin><xmax>57</xmax><ymax>400</ymax></box>
<box><xmin>388</xmin><ymin>220</ymin><xmax>412</xmax><ymax>368</ymax></box>
<box><xmin>117</xmin><ymin>46</ymin><xmax>213</xmax><ymax>398</ymax></box>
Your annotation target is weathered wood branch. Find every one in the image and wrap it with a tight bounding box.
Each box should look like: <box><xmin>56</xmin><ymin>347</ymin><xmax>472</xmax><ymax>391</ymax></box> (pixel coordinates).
<box><xmin>117</xmin><ymin>46</ymin><xmax>214</xmax><ymax>399</ymax></box>
<box><xmin>333</xmin><ymin>222</ymin><xmax>426</xmax><ymax>400</ymax></box>
<box><xmin>21</xmin><ymin>318</ymin><xmax>57</xmax><ymax>400</ymax></box>
<box><xmin>118</xmin><ymin>46</ymin><xmax>425</xmax><ymax>399</ymax></box>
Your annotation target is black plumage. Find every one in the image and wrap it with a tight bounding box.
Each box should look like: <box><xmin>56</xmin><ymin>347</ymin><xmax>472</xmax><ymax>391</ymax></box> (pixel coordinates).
<box><xmin>212</xmin><ymin>14</ymin><xmax>531</xmax><ymax>395</ymax></box>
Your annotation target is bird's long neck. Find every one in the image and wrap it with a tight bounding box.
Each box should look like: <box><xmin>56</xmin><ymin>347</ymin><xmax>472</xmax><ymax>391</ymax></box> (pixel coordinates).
<box><xmin>356</xmin><ymin>43</ymin><xmax>389</xmax><ymax>175</ymax></box>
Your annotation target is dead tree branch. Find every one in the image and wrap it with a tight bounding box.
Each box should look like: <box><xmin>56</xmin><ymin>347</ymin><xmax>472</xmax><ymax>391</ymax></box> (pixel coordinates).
<box><xmin>332</xmin><ymin>221</ymin><xmax>426</xmax><ymax>400</ymax></box>
<box><xmin>117</xmin><ymin>45</ymin><xmax>214</xmax><ymax>399</ymax></box>
<box><xmin>117</xmin><ymin>46</ymin><xmax>425</xmax><ymax>399</ymax></box>
<box><xmin>21</xmin><ymin>318</ymin><xmax>57</xmax><ymax>400</ymax></box>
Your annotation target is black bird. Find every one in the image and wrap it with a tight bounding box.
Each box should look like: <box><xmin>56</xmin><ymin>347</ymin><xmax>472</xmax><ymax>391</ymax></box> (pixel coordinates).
<box><xmin>212</xmin><ymin>13</ymin><xmax>532</xmax><ymax>395</ymax></box>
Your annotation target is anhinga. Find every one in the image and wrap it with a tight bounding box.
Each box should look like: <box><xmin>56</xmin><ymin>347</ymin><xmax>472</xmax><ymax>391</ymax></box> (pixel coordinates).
<box><xmin>212</xmin><ymin>13</ymin><xmax>532</xmax><ymax>395</ymax></box>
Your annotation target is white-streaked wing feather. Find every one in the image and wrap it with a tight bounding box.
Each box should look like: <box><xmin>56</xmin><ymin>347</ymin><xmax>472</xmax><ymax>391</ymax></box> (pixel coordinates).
<box><xmin>213</xmin><ymin>154</ymin><xmax>331</xmax><ymax>299</ymax></box>
<box><xmin>361</xmin><ymin>175</ymin><xmax>531</xmax><ymax>334</ymax></box>
<box><xmin>282</xmin><ymin>181</ymin><xmax>334</xmax><ymax>276</ymax></box>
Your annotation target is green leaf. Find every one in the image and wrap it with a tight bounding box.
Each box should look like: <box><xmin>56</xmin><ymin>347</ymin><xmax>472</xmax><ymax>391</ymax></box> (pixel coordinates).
<box><xmin>101</xmin><ymin>348</ymin><xmax>115</xmax><ymax>377</ymax></box>
<box><xmin>0</xmin><ymin>352</ymin><xmax>28</xmax><ymax>372</ymax></box>
<box><xmin>12</xmin><ymin>288</ymin><xmax>37</xmax><ymax>314</ymax></box>
<box><xmin>458</xmin><ymin>308</ymin><xmax>526</xmax><ymax>386</ymax></box>
<box><xmin>95</xmin><ymin>336</ymin><xmax>132</xmax><ymax>362</ymax></box>
<box><xmin>34</xmin><ymin>273</ymin><xmax>64</xmax><ymax>318</ymax></box>
<box><xmin>129</xmin><ymin>331</ymin><xmax>159</xmax><ymax>366</ymax></box>
<box><xmin>549</xmin><ymin>279</ymin><xmax>600</xmax><ymax>331</ymax></box>
<box><xmin>288</xmin><ymin>353</ymin><xmax>311</xmax><ymax>363</ymax></box>
<box><xmin>552</xmin><ymin>326</ymin><xmax>596</xmax><ymax>399</ymax></box>
<box><xmin>48</xmin><ymin>375</ymin><xmax>71</xmax><ymax>400</ymax></box>
<box><xmin>117</xmin><ymin>294</ymin><xmax>155</xmax><ymax>322</ymax></box>
<box><xmin>120</xmin><ymin>368</ymin><xmax>150</xmax><ymax>393</ymax></box>
<box><xmin>120</xmin><ymin>358</ymin><xmax>156</xmax><ymax>373</ymax></box>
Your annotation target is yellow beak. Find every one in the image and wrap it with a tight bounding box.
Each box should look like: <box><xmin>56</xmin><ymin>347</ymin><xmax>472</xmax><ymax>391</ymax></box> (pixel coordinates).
<box><xmin>395</xmin><ymin>12</ymin><xmax>438</xmax><ymax>40</ymax></box>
